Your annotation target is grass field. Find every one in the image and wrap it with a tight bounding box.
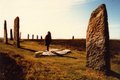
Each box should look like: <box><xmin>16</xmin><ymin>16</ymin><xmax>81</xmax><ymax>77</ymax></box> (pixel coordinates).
<box><xmin>0</xmin><ymin>39</ymin><xmax>120</xmax><ymax>80</ymax></box>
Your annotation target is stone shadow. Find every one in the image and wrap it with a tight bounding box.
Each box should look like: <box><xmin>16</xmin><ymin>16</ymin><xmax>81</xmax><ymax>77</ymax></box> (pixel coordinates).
<box><xmin>108</xmin><ymin>70</ymin><xmax>120</xmax><ymax>79</ymax></box>
<box><xmin>40</xmin><ymin>52</ymin><xmax>77</xmax><ymax>59</ymax></box>
<box><xmin>20</xmin><ymin>47</ymin><xmax>36</xmax><ymax>52</ymax></box>
<box><xmin>60</xmin><ymin>55</ymin><xmax>77</xmax><ymax>59</ymax></box>
<box><xmin>54</xmin><ymin>52</ymin><xmax>77</xmax><ymax>59</ymax></box>
<box><xmin>0</xmin><ymin>52</ymin><xmax>24</xmax><ymax>80</ymax></box>
<box><xmin>7</xmin><ymin>43</ymin><xmax>36</xmax><ymax>52</ymax></box>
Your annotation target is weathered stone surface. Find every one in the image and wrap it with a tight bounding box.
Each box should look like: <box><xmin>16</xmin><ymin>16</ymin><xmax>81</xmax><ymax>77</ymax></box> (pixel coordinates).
<box><xmin>86</xmin><ymin>4</ymin><xmax>110</xmax><ymax>74</ymax></box>
<box><xmin>14</xmin><ymin>17</ymin><xmax>20</xmax><ymax>48</ymax></box>
<box><xmin>10</xmin><ymin>29</ymin><xmax>13</xmax><ymax>40</ymax></box>
<box><xmin>4</xmin><ymin>20</ymin><xmax>8</xmax><ymax>44</ymax></box>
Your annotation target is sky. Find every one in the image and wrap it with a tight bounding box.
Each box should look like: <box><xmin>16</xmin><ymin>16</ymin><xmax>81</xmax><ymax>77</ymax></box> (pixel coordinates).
<box><xmin>0</xmin><ymin>0</ymin><xmax>120</xmax><ymax>39</ymax></box>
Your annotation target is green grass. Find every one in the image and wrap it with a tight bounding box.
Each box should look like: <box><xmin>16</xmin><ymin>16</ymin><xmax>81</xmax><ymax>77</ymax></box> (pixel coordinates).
<box><xmin>0</xmin><ymin>40</ymin><xmax>120</xmax><ymax>80</ymax></box>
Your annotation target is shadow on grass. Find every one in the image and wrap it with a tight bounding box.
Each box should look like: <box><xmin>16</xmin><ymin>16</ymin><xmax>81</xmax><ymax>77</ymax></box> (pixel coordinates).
<box><xmin>20</xmin><ymin>47</ymin><xmax>36</xmax><ymax>52</ymax></box>
<box><xmin>7</xmin><ymin>43</ymin><xmax>77</xmax><ymax>59</ymax></box>
<box><xmin>108</xmin><ymin>70</ymin><xmax>120</xmax><ymax>79</ymax></box>
<box><xmin>61</xmin><ymin>55</ymin><xmax>78</xmax><ymax>59</ymax></box>
<box><xmin>7</xmin><ymin>43</ymin><xmax>36</xmax><ymax>52</ymax></box>
<box><xmin>50</xmin><ymin>52</ymin><xmax>77</xmax><ymax>59</ymax></box>
<box><xmin>40</xmin><ymin>55</ymin><xmax>77</xmax><ymax>59</ymax></box>
<box><xmin>0</xmin><ymin>52</ymin><xmax>24</xmax><ymax>80</ymax></box>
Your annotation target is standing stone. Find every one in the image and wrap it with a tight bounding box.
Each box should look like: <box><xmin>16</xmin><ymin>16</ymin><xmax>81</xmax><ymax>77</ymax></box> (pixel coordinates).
<box><xmin>36</xmin><ymin>35</ymin><xmax>38</xmax><ymax>39</ymax></box>
<box><xmin>72</xmin><ymin>36</ymin><xmax>74</xmax><ymax>40</ymax></box>
<box><xmin>32</xmin><ymin>34</ymin><xmax>34</xmax><ymax>39</ymax></box>
<box><xmin>41</xmin><ymin>36</ymin><xmax>43</xmax><ymax>40</ymax></box>
<box><xmin>10</xmin><ymin>29</ymin><xmax>13</xmax><ymax>40</ymax></box>
<box><xmin>14</xmin><ymin>16</ymin><xmax>20</xmax><ymax>48</ymax></box>
<box><xmin>27</xmin><ymin>34</ymin><xmax>29</xmax><ymax>39</ymax></box>
<box><xmin>86</xmin><ymin>4</ymin><xmax>110</xmax><ymax>74</ymax></box>
<box><xmin>4</xmin><ymin>20</ymin><xmax>8</xmax><ymax>44</ymax></box>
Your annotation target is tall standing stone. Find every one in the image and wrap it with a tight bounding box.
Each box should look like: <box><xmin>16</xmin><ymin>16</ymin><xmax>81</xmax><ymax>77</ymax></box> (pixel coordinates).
<box><xmin>10</xmin><ymin>29</ymin><xmax>13</xmax><ymax>40</ymax></box>
<box><xmin>27</xmin><ymin>34</ymin><xmax>29</xmax><ymax>39</ymax></box>
<box><xmin>14</xmin><ymin>16</ymin><xmax>20</xmax><ymax>48</ymax></box>
<box><xmin>86</xmin><ymin>4</ymin><xmax>110</xmax><ymax>74</ymax></box>
<box><xmin>4</xmin><ymin>20</ymin><xmax>8</xmax><ymax>44</ymax></box>
<box><xmin>41</xmin><ymin>36</ymin><xmax>43</xmax><ymax>40</ymax></box>
<box><xmin>36</xmin><ymin>35</ymin><xmax>38</xmax><ymax>39</ymax></box>
<box><xmin>32</xmin><ymin>34</ymin><xmax>34</xmax><ymax>39</ymax></box>
<box><xmin>72</xmin><ymin>36</ymin><xmax>74</xmax><ymax>40</ymax></box>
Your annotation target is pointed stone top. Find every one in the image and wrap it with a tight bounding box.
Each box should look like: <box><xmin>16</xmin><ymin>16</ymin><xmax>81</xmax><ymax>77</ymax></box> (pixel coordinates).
<box><xmin>15</xmin><ymin>16</ymin><xmax>19</xmax><ymax>20</ymax></box>
<box><xmin>14</xmin><ymin>16</ymin><xmax>19</xmax><ymax>22</ymax></box>
<box><xmin>16</xmin><ymin>16</ymin><xmax>19</xmax><ymax>18</ymax></box>
<box><xmin>97</xmin><ymin>4</ymin><xmax>106</xmax><ymax>10</ymax></box>
<box><xmin>98</xmin><ymin>4</ymin><xmax>106</xmax><ymax>8</ymax></box>
<box><xmin>93</xmin><ymin>4</ymin><xmax>106</xmax><ymax>11</ymax></box>
<box><xmin>4</xmin><ymin>20</ymin><xmax>6</xmax><ymax>26</ymax></box>
<box><xmin>90</xmin><ymin>4</ymin><xmax>107</xmax><ymax>20</ymax></box>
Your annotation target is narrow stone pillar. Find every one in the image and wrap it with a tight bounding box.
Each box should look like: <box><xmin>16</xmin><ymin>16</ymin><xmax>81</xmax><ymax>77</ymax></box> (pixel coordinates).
<box><xmin>4</xmin><ymin>20</ymin><xmax>8</xmax><ymax>44</ymax></box>
<box><xmin>14</xmin><ymin>16</ymin><xmax>20</xmax><ymax>48</ymax></box>
<box><xmin>41</xmin><ymin>36</ymin><xmax>43</xmax><ymax>40</ymax></box>
<box><xmin>27</xmin><ymin>34</ymin><xmax>29</xmax><ymax>39</ymax></box>
<box><xmin>72</xmin><ymin>36</ymin><xmax>74</xmax><ymax>40</ymax></box>
<box><xmin>10</xmin><ymin>29</ymin><xmax>13</xmax><ymax>40</ymax></box>
<box><xmin>86</xmin><ymin>4</ymin><xmax>110</xmax><ymax>74</ymax></box>
<box><xmin>32</xmin><ymin>34</ymin><xmax>34</xmax><ymax>39</ymax></box>
<box><xmin>36</xmin><ymin>35</ymin><xmax>38</xmax><ymax>39</ymax></box>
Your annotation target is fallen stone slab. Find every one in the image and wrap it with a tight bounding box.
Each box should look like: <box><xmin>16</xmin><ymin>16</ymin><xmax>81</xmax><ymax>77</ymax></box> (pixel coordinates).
<box><xmin>34</xmin><ymin>49</ymin><xmax>71</xmax><ymax>57</ymax></box>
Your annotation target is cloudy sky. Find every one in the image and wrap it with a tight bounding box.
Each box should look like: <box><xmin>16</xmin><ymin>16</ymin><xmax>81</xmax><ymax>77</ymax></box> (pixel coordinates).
<box><xmin>0</xmin><ymin>0</ymin><xmax>120</xmax><ymax>39</ymax></box>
